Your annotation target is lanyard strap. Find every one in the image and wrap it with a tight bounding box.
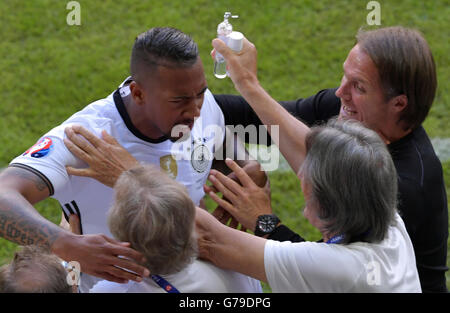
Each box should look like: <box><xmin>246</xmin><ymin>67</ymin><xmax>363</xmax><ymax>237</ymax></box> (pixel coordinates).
<box><xmin>151</xmin><ymin>274</ymin><xmax>180</xmax><ymax>293</ymax></box>
<box><xmin>326</xmin><ymin>234</ymin><xmax>345</xmax><ymax>244</ymax></box>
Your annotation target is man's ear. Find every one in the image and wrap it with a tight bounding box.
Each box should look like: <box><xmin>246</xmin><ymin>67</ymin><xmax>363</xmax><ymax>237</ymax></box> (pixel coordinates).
<box><xmin>129</xmin><ymin>81</ymin><xmax>145</xmax><ymax>106</ymax></box>
<box><xmin>390</xmin><ymin>94</ymin><xmax>408</xmax><ymax>113</ymax></box>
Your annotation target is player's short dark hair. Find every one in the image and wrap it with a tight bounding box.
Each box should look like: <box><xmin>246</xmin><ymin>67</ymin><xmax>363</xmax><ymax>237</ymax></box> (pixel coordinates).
<box><xmin>130</xmin><ymin>27</ymin><xmax>199</xmax><ymax>82</ymax></box>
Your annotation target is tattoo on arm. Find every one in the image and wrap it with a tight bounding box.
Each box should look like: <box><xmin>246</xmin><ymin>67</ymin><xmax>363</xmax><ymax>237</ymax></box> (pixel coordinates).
<box><xmin>0</xmin><ymin>195</ymin><xmax>61</xmax><ymax>247</ymax></box>
<box><xmin>0</xmin><ymin>168</ymin><xmax>61</xmax><ymax>247</ymax></box>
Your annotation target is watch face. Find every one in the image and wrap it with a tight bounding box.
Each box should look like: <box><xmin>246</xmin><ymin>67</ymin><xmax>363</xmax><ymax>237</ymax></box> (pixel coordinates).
<box><xmin>258</xmin><ymin>215</ymin><xmax>277</xmax><ymax>233</ymax></box>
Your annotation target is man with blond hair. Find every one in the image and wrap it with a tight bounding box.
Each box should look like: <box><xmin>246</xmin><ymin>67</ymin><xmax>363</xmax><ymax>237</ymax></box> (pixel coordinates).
<box><xmin>90</xmin><ymin>164</ymin><xmax>262</xmax><ymax>293</ymax></box>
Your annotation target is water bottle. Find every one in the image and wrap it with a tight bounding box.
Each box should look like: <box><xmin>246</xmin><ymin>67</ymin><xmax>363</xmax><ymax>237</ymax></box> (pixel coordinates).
<box><xmin>214</xmin><ymin>12</ymin><xmax>238</xmax><ymax>79</ymax></box>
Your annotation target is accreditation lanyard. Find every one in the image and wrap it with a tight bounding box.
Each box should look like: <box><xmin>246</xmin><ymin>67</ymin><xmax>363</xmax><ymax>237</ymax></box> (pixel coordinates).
<box><xmin>326</xmin><ymin>234</ymin><xmax>345</xmax><ymax>244</ymax></box>
<box><xmin>151</xmin><ymin>274</ymin><xmax>180</xmax><ymax>293</ymax></box>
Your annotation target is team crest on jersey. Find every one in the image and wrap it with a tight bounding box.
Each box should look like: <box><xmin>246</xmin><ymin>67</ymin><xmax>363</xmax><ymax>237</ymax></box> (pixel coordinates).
<box><xmin>191</xmin><ymin>144</ymin><xmax>211</xmax><ymax>173</ymax></box>
<box><xmin>23</xmin><ymin>137</ymin><xmax>53</xmax><ymax>158</ymax></box>
<box><xmin>160</xmin><ymin>155</ymin><xmax>178</xmax><ymax>179</ymax></box>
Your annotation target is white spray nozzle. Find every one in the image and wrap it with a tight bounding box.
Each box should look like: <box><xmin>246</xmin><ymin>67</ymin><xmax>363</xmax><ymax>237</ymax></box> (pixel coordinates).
<box><xmin>224</xmin><ymin>12</ymin><xmax>239</xmax><ymax>20</ymax></box>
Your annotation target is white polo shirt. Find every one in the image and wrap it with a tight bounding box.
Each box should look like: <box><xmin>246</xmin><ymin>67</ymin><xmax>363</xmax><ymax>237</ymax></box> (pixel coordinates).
<box><xmin>264</xmin><ymin>213</ymin><xmax>421</xmax><ymax>292</ymax></box>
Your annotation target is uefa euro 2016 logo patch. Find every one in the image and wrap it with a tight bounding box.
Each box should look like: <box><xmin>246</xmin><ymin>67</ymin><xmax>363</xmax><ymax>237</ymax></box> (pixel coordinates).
<box><xmin>23</xmin><ymin>137</ymin><xmax>54</xmax><ymax>158</ymax></box>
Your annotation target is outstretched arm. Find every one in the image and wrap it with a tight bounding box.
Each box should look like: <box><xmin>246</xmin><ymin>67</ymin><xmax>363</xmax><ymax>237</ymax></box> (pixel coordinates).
<box><xmin>0</xmin><ymin>167</ymin><xmax>149</xmax><ymax>283</ymax></box>
<box><xmin>212</xmin><ymin>38</ymin><xmax>311</xmax><ymax>174</ymax></box>
<box><xmin>195</xmin><ymin>207</ymin><xmax>267</xmax><ymax>282</ymax></box>
<box><xmin>0</xmin><ymin>166</ymin><xmax>61</xmax><ymax>247</ymax></box>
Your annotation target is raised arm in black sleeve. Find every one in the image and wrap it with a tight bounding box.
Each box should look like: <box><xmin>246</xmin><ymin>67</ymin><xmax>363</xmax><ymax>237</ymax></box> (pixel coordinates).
<box><xmin>278</xmin><ymin>88</ymin><xmax>341</xmax><ymax>126</ymax></box>
<box><xmin>213</xmin><ymin>94</ymin><xmax>264</xmax><ymax>129</ymax></box>
<box><xmin>214</xmin><ymin>87</ymin><xmax>341</xmax><ymax>133</ymax></box>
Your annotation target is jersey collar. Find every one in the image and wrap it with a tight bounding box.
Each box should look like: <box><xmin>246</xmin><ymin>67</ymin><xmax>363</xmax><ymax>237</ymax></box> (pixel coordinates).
<box><xmin>113</xmin><ymin>88</ymin><xmax>169</xmax><ymax>144</ymax></box>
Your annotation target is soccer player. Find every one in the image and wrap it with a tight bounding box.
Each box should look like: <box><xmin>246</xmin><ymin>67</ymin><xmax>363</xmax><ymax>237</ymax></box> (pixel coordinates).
<box><xmin>0</xmin><ymin>27</ymin><xmax>266</xmax><ymax>292</ymax></box>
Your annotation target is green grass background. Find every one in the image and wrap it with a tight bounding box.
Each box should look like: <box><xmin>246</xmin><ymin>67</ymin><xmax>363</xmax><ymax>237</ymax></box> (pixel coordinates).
<box><xmin>0</xmin><ymin>0</ymin><xmax>448</xmax><ymax>291</ymax></box>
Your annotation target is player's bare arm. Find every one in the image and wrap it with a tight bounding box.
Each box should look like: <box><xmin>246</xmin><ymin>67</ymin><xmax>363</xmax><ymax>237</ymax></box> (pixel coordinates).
<box><xmin>0</xmin><ymin>166</ymin><xmax>61</xmax><ymax>247</ymax></box>
<box><xmin>0</xmin><ymin>166</ymin><xmax>149</xmax><ymax>283</ymax></box>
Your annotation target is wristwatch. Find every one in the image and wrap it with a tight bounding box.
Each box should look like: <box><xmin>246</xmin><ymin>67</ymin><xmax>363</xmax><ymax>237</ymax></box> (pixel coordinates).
<box><xmin>254</xmin><ymin>214</ymin><xmax>281</xmax><ymax>237</ymax></box>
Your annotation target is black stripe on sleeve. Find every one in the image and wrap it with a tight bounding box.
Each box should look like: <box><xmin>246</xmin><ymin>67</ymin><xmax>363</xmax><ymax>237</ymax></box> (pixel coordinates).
<box><xmin>8</xmin><ymin>163</ymin><xmax>55</xmax><ymax>196</ymax></box>
<box><xmin>61</xmin><ymin>207</ymin><xmax>69</xmax><ymax>223</ymax></box>
<box><xmin>63</xmin><ymin>200</ymin><xmax>83</xmax><ymax>235</ymax></box>
<box><xmin>63</xmin><ymin>201</ymin><xmax>83</xmax><ymax>235</ymax></box>
<box><xmin>64</xmin><ymin>203</ymin><xmax>74</xmax><ymax>215</ymax></box>
<box><xmin>70</xmin><ymin>201</ymin><xmax>83</xmax><ymax>235</ymax></box>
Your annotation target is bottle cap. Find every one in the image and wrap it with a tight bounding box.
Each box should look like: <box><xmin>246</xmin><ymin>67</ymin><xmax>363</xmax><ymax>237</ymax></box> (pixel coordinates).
<box><xmin>227</xmin><ymin>31</ymin><xmax>244</xmax><ymax>52</ymax></box>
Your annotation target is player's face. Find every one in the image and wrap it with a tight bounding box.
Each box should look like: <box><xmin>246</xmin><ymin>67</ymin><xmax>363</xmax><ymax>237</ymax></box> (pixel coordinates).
<box><xmin>141</xmin><ymin>58</ymin><xmax>207</xmax><ymax>140</ymax></box>
<box><xmin>335</xmin><ymin>44</ymin><xmax>391</xmax><ymax>138</ymax></box>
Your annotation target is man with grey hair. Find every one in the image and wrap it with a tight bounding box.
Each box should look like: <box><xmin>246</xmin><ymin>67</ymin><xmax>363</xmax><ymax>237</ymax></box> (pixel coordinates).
<box><xmin>90</xmin><ymin>164</ymin><xmax>262</xmax><ymax>293</ymax></box>
<box><xmin>210</xmin><ymin>26</ymin><xmax>448</xmax><ymax>292</ymax></box>
<box><xmin>0</xmin><ymin>245</ymin><xmax>72</xmax><ymax>293</ymax></box>
<box><xmin>198</xmin><ymin>119</ymin><xmax>421</xmax><ymax>292</ymax></box>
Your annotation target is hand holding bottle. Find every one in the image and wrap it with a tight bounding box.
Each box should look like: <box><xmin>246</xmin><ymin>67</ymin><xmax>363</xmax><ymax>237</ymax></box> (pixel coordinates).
<box><xmin>212</xmin><ymin>36</ymin><xmax>259</xmax><ymax>93</ymax></box>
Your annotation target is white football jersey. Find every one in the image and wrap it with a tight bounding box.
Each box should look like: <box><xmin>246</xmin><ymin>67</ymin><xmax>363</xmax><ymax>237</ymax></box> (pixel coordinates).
<box><xmin>10</xmin><ymin>77</ymin><xmax>225</xmax><ymax>292</ymax></box>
